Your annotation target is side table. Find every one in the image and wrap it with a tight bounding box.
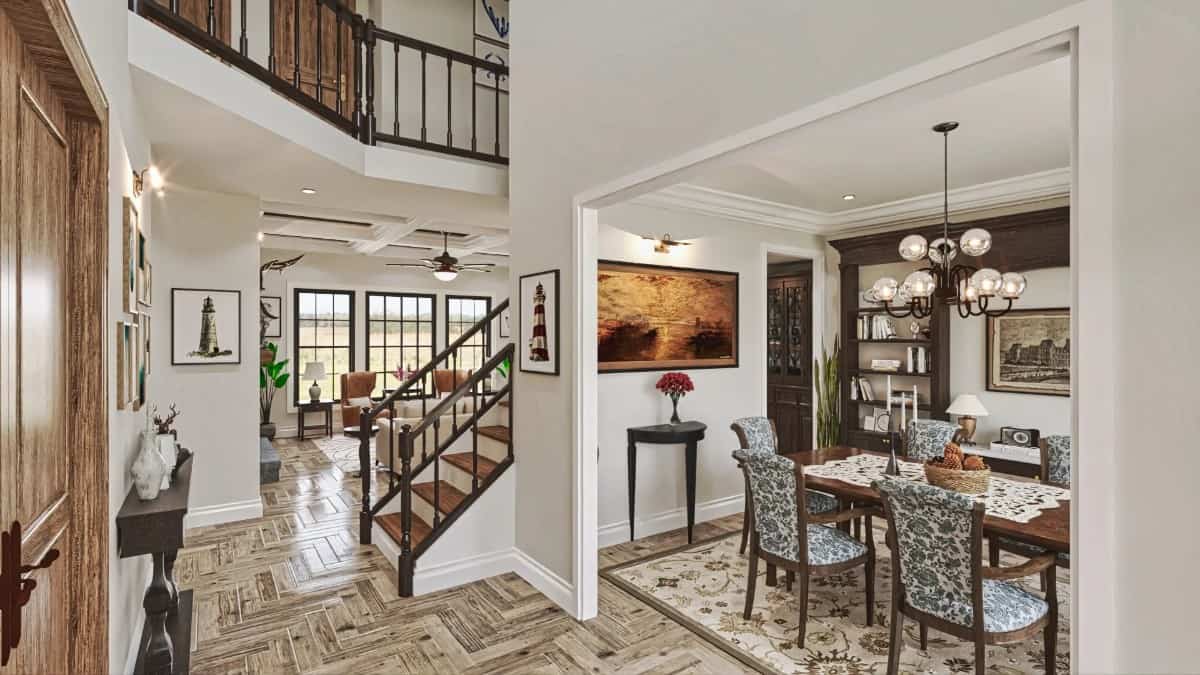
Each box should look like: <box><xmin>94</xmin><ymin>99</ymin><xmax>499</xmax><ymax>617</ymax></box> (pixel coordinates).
<box><xmin>297</xmin><ymin>399</ymin><xmax>334</xmax><ymax>440</ymax></box>
<box><xmin>627</xmin><ymin>421</ymin><xmax>707</xmax><ymax>544</ymax></box>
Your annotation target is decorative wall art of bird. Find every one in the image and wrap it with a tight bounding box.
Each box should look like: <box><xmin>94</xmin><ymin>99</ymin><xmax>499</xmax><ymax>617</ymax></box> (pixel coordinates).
<box><xmin>386</xmin><ymin>231</ymin><xmax>496</xmax><ymax>281</ymax></box>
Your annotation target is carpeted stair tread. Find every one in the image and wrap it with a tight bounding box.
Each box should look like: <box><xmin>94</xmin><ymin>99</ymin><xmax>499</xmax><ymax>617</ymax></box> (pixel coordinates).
<box><xmin>477</xmin><ymin>425</ymin><xmax>510</xmax><ymax>444</ymax></box>
<box><xmin>375</xmin><ymin>512</ymin><xmax>431</xmax><ymax>548</ymax></box>
<box><xmin>412</xmin><ymin>480</ymin><xmax>467</xmax><ymax>514</ymax></box>
<box><xmin>441</xmin><ymin>452</ymin><xmax>499</xmax><ymax>479</ymax></box>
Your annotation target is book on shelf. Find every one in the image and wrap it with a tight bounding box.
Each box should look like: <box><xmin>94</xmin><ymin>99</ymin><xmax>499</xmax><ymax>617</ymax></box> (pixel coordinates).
<box><xmin>857</xmin><ymin>313</ymin><xmax>898</xmax><ymax>340</ymax></box>
<box><xmin>870</xmin><ymin>359</ymin><xmax>902</xmax><ymax>371</ymax></box>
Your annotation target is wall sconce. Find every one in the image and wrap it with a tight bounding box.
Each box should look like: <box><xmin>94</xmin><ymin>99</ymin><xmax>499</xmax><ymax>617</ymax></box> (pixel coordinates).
<box><xmin>641</xmin><ymin>233</ymin><xmax>692</xmax><ymax>254</ymax></box>
<box><xmin>132</xmin><ymin>165</ymin><xmax>164</xmax><ymax>197</ymax></box>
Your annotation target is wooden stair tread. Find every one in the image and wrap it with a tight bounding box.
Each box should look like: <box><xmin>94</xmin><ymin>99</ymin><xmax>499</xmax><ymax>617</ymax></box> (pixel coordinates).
<box><xmin>375</xmin><ymin>512</ymin><xmax>431</xmax><ymax>548</ymax></box>
<box><xmin>411</xmin><ymin>480</ymin><xmax>466</xmax><ymax>514</ymax></box>
<box><xmin>441</xmin><ymin>452</ymin><xmax>499</xmax><ymax>479</ymax></box>
<box><xmin>477</xmin><ymin>425</ymin><xmax>510</xmax><ymax>444</ymax></box>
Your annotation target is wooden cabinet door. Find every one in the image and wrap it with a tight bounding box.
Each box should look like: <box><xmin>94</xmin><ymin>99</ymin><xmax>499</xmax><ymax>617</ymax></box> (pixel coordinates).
<box><xmin>1</xmin><ymin>10</ymin><xmax>73</xmax><ymax>673</ymax></box>
<box><xmin>767</xmin><ymin>272</ymin><xmax>813</xmax><ymax>453</ymax></box>
<box><xmin>273</xmin><ymin>0</ymin><xmax>356</xmax><ymax>117</ymax></box>
<box><xmin>178</xmin><ymin>0</ymin><xmax>231</xmax><ymax>44</ymax></box>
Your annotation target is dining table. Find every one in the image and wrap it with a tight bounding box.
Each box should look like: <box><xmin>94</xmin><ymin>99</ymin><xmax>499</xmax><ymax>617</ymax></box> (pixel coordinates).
<box><xmin>782</xmin><ymin>446</ymin><xmax>1070</xmax><ymax>554</ymax></box>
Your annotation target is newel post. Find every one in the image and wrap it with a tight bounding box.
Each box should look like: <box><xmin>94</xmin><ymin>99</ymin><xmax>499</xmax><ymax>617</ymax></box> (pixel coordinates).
<box><xmin>398</xmin><ymin>423</ymin><xmax>414</xmax><ymax>596</ymax></box>
<box><xmin>358</xmin><ymin>406</ymin><xmax>373</xmax><ymax>544</ymax></box>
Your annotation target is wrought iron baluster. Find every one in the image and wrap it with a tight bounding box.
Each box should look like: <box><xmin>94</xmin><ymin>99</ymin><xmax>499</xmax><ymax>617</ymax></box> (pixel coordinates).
<box><xmin>315</xmin><ymin>0</ymin><xmax>323</xmax><ymax>102</ymax></box>
<box><xmin>335</xmin><ymin>12</ymin><xmax>342</xmax><ymax>115</ymax></box>
<box><xmin>493</xmin><ymin>72</ymin><xmax>500</xmax><ymax>157</ymax></box>
<box><xmin>398</xmin><ymin>424</ymin><xmax>413</xmax><ymax>596</ymax></box>
<box><xmin>388</xmin><ymin>401</ymin><xmax>396</xmax><ymax>494</ymax></box>
<box><xmin>358</xmin><ymin>407</ymin><xmax>373</xmax><ymax>544</ymax></box>
<box><xmin>292</xmin><ymin>0</ymin><xmax>300</xmax><ymax>87</ymax></box>
<box><xmin>420</xmin><ymin>50</ymin><xmax>427</xmax><ymax>142</ymax></box>
<box><xmin>353</xmin><ymin>19</ymin><xmax>363</xmax><ymax>138</ymax></box>
<box><xmin>432</xmin><ymin>449</ymin><xmax>440</xmax><ymax>527</ymax></box>
<box><xmin>364</xmin><ymin>20</ymin><xmax>376</xmax><ymax>144</ymax></box>
<box><xmin>207</xmin><ymin>0</ymin><xmax>216</xmax><ymax>37</ymax></box>
<box><xmin>471</xmin><ymin>65</ymin><xmax>477</xmax><ymax>152</ymax></box>
<box><xmin>451</xmin><ymin>349</ymin><xmax>458</xmax><ymax>430</ymax></box>
<box><xmin>170</xmin><ymin>0</ymin><xmax>179</xmax><ymax>15</ymax></box>
<box><xmin>446</xmin><ymin>56</ymin><xmax>453</xmax><ymax>148</ymax></box>
<box><xmin>239</xmin><ymin>0</ymin><xmax>247</xmax><ymax>55</ymax></box>
<box><xmin>471</xmin><ymin>413</ymin><xmax>479</xmax><ymax>492</ymax></box>
<box><xmin>268</xmin><ymin>0</ymin><xmax>276</xmax><ymax>73</ymax></box>
<box><xmin>393</xmin><ymin>41</ymin><xmax>400</xmax><ymax>136</ymax></box>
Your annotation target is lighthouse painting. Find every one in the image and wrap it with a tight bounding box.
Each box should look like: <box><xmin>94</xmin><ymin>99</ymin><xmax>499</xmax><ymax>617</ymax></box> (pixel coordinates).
<box><xmin>172</xmin><ymin>288</ymin><xmax>242</xmax><ymax>365</ymax></box>
<box><xmin>519</xmin><ymin>269</ymin><xmax>559</xmax><ymax>375</ymax></box>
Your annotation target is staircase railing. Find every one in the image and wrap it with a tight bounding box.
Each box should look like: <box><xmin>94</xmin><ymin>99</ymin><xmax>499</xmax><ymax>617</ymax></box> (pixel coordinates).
<box><xmin>357</xmin><ymin>299</ymin><xmax>513</xmax><ymax>596</ymax></box>
<box><xmin>131</xmin><ymin>0</ymin><xmax>509</xmax><ymax>164</ymax></box>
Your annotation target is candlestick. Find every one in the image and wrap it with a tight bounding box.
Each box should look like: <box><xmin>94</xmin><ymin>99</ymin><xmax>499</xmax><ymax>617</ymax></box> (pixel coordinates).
<box><xmin>900</xmin><ymin>392</ymin><xmax>907</xmax><ymax>431</ymax></box>
<box><xmin>913</xmin><ymin>384</ymin><xmax>919</xmax><ymax>422</ymax></box>
<box><xmin>886</xmin><ymin>375</ymin><xmax>892</xmax><ymax>430</ymax></box>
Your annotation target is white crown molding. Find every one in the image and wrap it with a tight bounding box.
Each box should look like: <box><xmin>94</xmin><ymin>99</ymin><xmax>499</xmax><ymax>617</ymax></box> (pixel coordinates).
<box><xmin>633</xmin><ymin>167</ymin><xmax>1070</xmax><ymax>237</ymax></box>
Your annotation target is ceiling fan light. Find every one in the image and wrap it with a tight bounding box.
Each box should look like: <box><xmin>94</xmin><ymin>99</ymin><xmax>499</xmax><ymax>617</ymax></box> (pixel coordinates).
<box><xmin>433</xmin><ymin>268</ymin><xmax>458</xmax><ymax>282</ymax></box>
<box><xmin>898</xmin><ymin>234</ymin><xmax>929</xmax><ymax>262</ymax></box>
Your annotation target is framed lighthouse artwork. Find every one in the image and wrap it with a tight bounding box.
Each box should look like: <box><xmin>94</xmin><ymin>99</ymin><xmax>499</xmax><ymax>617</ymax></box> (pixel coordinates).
<box><xmin>171</xmin><ymin>288</ymin><xmax>242</xmax><ymax>365</ymax></box>
<box><xmin>519</xmin><ymin>269</ymin><xmax>559</xmax><ymax>375</ymax></box>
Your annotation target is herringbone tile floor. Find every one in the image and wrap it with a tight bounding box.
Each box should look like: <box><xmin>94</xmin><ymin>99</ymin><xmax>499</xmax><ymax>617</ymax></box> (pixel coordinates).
<box><xmin>178</xmin><ymin>436</ymin><xmax>750</xmax><ymax>674</ymax></box>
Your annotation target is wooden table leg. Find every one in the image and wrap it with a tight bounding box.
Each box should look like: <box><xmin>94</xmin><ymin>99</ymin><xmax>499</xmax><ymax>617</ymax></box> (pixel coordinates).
<box><xmin>325</xmin><ymin>406</ymin><xmax>332</xmax><ymax>437</ymax></box>
<box><xmin>627</xmin><ymin>435</ymin><xmax>637</xmax><ymax>541</ymax></box>
<box><xmin>766</xmin><ymin>563</ymin><xmax>777</xmax><ymax>587</ymax></box>
<box><xmin>685</xmin><ymin>440</ymin><xmax>697</xmax><ymax>544</ymax></box>
<box><xmin>164</xmin><ymin>549</ymin><xmax>179</xmax><ymax>613</ymax></box>
<box><xmin>298</xmin><ymin>408</ymin><xmax>307</xmax><ymax>441</ymax></box>
<box><xmin>143</xmin><ymin>551</ymin><xmax>174</xmax><ymax>675</ymax></box>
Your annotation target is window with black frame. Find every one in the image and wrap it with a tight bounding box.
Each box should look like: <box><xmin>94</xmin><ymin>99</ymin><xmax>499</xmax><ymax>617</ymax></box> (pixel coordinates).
<box><xmin>366</xmin><ymin>292</ymin><xmax>436</xmax><ymax>397</ymax></box>
<box><xmin>294</xmin><ymin>289</ymin><xmax>354</xmax><ymax>404</ymax></box>
<box><xmin>445</xmin><ymin>295</ymin><xmax>491</xmax><ymax>373</ymax></box>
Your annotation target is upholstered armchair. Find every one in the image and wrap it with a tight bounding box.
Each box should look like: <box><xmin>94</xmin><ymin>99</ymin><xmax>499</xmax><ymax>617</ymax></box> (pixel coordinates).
<box><xmin>731</xmin><ymin>416</ymin><xmax>837</xmax><ymax>555</ymax></box>
<box><xmin>432</xmin><ymin>368</ymin><xmax>472</xmax><ymax>397</ymax></box>
<box><xmin>339</xmin><ymin>371</ymin><xmax>392</xmax><ymax>428</ymax></box>
<box><xmin>990</xmin><ymin>435</ymin><xmax>1072</xmax><ymax>572</ymax></box>
<box><xmin>740</xmin><ymin>452</ymin><xmax>877</xmax><ymax>646</ymax></box>
<box><xmin>874</xmin><ymin>476</ymin><xmax>1058</xmax><ymax>675</ymax></box>
<box><xmin>905</xmin><ymin>418</ymin><xmax>959</xmax><ymax>461</ymax></box>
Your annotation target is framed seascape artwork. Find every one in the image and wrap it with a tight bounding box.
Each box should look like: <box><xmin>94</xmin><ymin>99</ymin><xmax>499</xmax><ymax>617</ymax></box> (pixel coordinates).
<box><xmin>261</xmin><ymin>295</ymin><xmax>282</xmax><ymax>338</ymax></box>
<box><xmin>598</xmin><ymin>260</ymin><xmax>739</xmax><ymax>373</ymax></box>
<box><xmin>986</xmin><ymin>307</ymin><xmax>1070</xmax><ymax>396</ymax></box>
<box><xmin>172</xmin><ymin>288</ymin><xmax>242</xmax><ymax>365</ymax></box>
<box><xmin>122</xmin><ymin>198</ymin><xmax>139</xmax><ymax>315</ymax></box>
<box><xmin>519</xmin><ymin>269</ymin><xmax>559</xmax><ymax>375</ymax></box>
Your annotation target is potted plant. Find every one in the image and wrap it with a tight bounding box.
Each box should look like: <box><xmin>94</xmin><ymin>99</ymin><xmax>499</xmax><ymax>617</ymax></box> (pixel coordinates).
<box><xmin>813</xmin><ymin>337</ymin><xmax>841</xmax><ymax>448</ymax></box>
<box><xmin>260</xmin><ymin>342</ymin><xmax>290</xmax><ymax>439</ymax></box>
<box><xmin>655</xmin><ymin>372</ymin><xmax>694</xmax><ymax>424</ymax></box>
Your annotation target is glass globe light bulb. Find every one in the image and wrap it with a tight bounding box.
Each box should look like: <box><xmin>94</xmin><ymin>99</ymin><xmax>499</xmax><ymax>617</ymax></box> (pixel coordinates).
<box><xmin>960</xmin><ymin>280</ymin><xmax>979</xmax><ymax>302</ymax></box>
<box><xmin>928</xmin><ymin>237</ymin><xmax>958</xmax><ymax>265</ymax></box>
<box><xmin>894</xmin><ymin>286</ymin><xmax>913</xmax><ymax>305</ymax></box>
<box><xmin>999</xmin><ymin>272</ymin><xmax>1027</xmax><ymax>299</ymax></box>
<box><xmin>959</xmin><ymin>227</ymin><xmax>992</xmax><ymax>256</ymax></box>
<box><xmin>898</xmin><ymin>234</ymin><xmax>929</xmax><ymax>262</ymax></box>
<box><xmin>970</xmin><ymin>268</ymin><xmax>1002</xmax><ymax>297</ymax></box>
<box><xmin>872</xmin><ymin>277</ymin><xmax>899</xmax><ymax>302</ymax></box>
<box><xmin>903</xmin><ymin>270</ymin><xmax>936</xmax><ymax>298</ymax></box>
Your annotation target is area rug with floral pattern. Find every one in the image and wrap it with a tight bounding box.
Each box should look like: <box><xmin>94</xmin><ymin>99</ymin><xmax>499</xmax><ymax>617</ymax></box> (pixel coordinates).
<box><xmin>312</xmin><ymin>434</ymin><xmax>374</xmax><ymax>475</ymax></box>
<box><xmin>602</xmin><ymin>530</ymin><xmax>1068</xmax><ymax>674</ymax></box>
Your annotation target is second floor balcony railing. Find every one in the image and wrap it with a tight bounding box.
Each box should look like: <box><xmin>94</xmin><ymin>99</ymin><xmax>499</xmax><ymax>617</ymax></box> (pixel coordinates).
<box><xmin>131</xmin><ymin>0</ymin><xmax>509</xmax><ymax>165</ymax></box>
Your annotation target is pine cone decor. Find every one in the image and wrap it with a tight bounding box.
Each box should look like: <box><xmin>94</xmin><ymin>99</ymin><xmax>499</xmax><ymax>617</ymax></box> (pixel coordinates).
<box><xmin>962</xmin><ymin>455</ymin><xmax>988</xmax><ymax>471</ymax></box>
<box><xmin>943</xmin><ymin>443</ymin><xmax>964</xmax><ymax>464</ymax></box>
<box><xmin>943</xmin><ymin>456</ymin><xmax>963</xmax><ymax>470</ymax></box>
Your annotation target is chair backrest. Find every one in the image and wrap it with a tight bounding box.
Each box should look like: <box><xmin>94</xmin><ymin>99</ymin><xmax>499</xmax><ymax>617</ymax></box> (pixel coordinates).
<box><xmin>743</xmin><ymin>452</ymin><xmax>806</xmax><ymax>563</ymax></box>
<box><xmin>731</xmin><ymin>416</ymin><xmax>778</xmax><ymax>454</ymax></box>
<box><xmin>874</xmin><ymin>476</ymin><xmax>984</xmax><ymax>629</ymax></box>
<box><xmin>905</xmin><ymin>418</ymin><xmax>958</xmax><ymax>461</ymax></box>
<box><xmin>432</xmin><ymin>369</ymin><xmax>472</xmax><ymax>396</ymax></box>
<box><xmin>1040</xmin><ymin>435</ymin><xmax>1071</xmax><ymax>487</ymax></box>
<box><xmin>340</xmin><ymin>371</ymin><xmax>378</xmax><ymax>404</ymax></box>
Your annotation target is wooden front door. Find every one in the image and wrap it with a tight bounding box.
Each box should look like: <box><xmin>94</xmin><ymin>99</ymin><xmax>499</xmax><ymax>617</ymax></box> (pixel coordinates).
<box><xmin>273</xmin><ymin>0</ymin><xmax>355</xmax><ymax>117</ymax></box>
<box><xmin>767</xmin><ymin>266</ymin><xmax>814</xmax><ymax>453</ymax></box>
<box><xmin>0</xmin><ymin>1</ymin><xmax>108</xmax><ymax>672</ymax></box>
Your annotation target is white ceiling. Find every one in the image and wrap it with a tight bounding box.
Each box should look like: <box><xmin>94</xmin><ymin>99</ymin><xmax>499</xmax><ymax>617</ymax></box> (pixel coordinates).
<box><xmin>687</xmin><ymin>56</ymin><xmax>1070</xmax><ymax>214</ymax></box>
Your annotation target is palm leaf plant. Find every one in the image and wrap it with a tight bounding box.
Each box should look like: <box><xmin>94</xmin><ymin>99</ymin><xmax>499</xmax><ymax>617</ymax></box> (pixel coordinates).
<box><xmin>813</xmin><ymin>337</ymin><xmax>841</xmax><ymax>448</ymax></box>
<box><xmin>260</xmin><ymin>342</ymin><xmax>290</xmax><ymax>430</ymax></box>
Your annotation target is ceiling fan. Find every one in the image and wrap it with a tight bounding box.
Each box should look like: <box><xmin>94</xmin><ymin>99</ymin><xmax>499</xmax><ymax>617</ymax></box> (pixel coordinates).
<box><xmin>386</xmin><ymin>231</ymin><xmax>495</xmax><ymax>281</ymax></box>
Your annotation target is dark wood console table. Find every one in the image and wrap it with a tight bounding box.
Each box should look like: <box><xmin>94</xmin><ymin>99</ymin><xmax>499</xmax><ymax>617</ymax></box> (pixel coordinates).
<box><xmin>297</xmin><ymin>399</ymin><xmax>334</xmax><ymax>440</ymax></box>
<box><xmin>627</xmin><ymin>421</ymin><xmax>707</xmax><ymax>544</ymax></box>
<box><xmin>116</xmin><ymin>454</ymin><xmax>193</xmax><ymax>675</ymax></box>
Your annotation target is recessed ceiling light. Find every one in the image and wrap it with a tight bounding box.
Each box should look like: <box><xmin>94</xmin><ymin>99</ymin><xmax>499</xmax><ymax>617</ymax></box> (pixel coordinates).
<box><xmin>300</xmin><ymin>187</ymin><xmax>317</xmax><ymax>195</ymax></box>
<box><xmin>842</xmin><ymin>193</ymin><xmax>856</xmax><ymax>201</ymax></box>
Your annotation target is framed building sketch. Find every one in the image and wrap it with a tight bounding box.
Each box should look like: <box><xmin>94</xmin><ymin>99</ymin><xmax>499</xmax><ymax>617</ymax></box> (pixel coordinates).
<box><xmin>499</xmin><ymin>306</ymin><xmax>511</xmax><ymax>338</ymax></box>
<box><xmin>598</xmin><ymin>260</ymin><xmax>739</xmax><ymax>373</ymax></box>
<box><xmin>519</xmin><ymin>269</ymin><xmax>558</xmax><ymax>375</ymax></box>
<box><xmin>123</xmin><ymin>198</ymin><xmax>139</xmax><ymax>314</ymax></box>
<box><xmin>986</xmin><ymin>307</ymin><xmax>1070</xmax><ymax>396</ymax></box>
<box><xmin>172</xmin><ymin>288</ymin><xmax>242</xmax><ymax>365</ymax></box>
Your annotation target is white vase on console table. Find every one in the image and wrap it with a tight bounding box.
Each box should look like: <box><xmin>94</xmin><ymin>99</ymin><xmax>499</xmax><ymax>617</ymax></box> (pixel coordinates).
<box><xmin>158</xmin><ymin>435</ymin><xmax>177</xmax><ymax>490</ymax></box>
<box><xmin>132</xmin><ymin>408</ymin><xmax>167</xmax><ymax>500</ymax></box>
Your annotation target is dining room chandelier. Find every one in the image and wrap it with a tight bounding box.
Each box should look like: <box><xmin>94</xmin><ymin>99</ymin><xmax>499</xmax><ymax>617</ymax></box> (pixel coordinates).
<box><xmin>869</xmin><ymin>121</ymin><xmax>1026</xmax><ymax>319</ymax></box>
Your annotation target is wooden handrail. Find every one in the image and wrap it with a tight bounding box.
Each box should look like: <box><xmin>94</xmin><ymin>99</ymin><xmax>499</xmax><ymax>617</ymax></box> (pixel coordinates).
<box><xmin>373</xmin><ymin>26</ymin><xmax>508</xmax><ymax>77</ymax></box>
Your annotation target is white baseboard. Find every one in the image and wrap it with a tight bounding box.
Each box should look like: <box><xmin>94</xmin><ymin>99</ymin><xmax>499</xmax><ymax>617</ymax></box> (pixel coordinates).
<box><xmin>272</xmin><ymin>425</ymin><xmax>299</xmax><ymax>438</ymax></box>
<box><xmin>414</xmin><ymin>548</ymin><xmax>520</xmax><ymax>595</ymax></box>
<box><xmin>597</xmin><ymin>493</ymin><xmax>745</xmax><ymax>549</ymax></box>
<box><xmin>511</xmin><ymin>548</ymin><xmax>576</xmax><ymax>612</ymax></box>
<box><xmin>184</xmin><ymin>498</ymin><xmax>264</xmax><ymax>529</ymax></box>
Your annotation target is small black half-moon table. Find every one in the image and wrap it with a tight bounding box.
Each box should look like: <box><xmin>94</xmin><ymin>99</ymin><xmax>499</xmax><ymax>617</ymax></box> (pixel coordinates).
<box><xmin>627</xmin><ymin>421</ymin><xmax>707</xmax><ymax>544</ymax></box>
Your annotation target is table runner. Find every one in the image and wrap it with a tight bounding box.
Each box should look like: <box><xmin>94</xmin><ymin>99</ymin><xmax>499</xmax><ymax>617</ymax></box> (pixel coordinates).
<box><xmin>803</xmin><ymin>453</ymin><xmax>1070</xmax><ymax>524</ymax></box>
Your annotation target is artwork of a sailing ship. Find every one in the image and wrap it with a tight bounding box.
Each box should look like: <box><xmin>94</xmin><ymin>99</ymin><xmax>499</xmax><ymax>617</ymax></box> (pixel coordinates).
<box><xmin>598</xmin><ymin>261</ymin><xmax>738</xmax><ymax>372</ymax></box>
<box><xmin>172</xmin><ymin>288</ymin><xmax>242</xmax><ymax>365</ymax></box>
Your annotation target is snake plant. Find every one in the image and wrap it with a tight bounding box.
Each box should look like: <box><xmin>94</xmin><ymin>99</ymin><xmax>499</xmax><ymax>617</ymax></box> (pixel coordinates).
<box><xmin>813</xmin><ymin>337</ymin><xmax>841</xmax><ymax>448</ymax></box>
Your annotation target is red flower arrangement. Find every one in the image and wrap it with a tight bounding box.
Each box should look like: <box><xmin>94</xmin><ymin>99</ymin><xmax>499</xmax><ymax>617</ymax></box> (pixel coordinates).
<box><xmin>656</xmin><ymin>372</ymin><xmax>694</xmax><ymax>423</ymax></box>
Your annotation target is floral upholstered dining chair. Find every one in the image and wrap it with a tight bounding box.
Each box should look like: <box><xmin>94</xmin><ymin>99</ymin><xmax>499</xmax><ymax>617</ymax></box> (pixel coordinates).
<box><xmin>741</xmin><ymin>452</ymin><xmax>877</xmax><ymax>647</ymax></box>
<box><xmin>989</xmin><ymin>435</ymin><xmax>1072</xmax><ymax>575</ymax></box>
<box><xmin>874</xmin><ymin>476</ymin><xmax>1058</xmax><ymax>675</ymax></box>
<box><xmin>905</xmin><ymin>418</ymin><xmax>959</xmax><ymax>461</ymax></box>
<box><xmin>731</xmin><ymin>416</ymin><xmax>837</xmax><ymax>555</ymax></box>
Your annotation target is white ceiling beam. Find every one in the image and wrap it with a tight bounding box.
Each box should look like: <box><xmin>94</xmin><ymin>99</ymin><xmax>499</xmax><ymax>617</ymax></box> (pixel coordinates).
<box><xmin>350</xmin><ymin>218</ymin><xmax>428</xmax><ymax>254</ymax></box>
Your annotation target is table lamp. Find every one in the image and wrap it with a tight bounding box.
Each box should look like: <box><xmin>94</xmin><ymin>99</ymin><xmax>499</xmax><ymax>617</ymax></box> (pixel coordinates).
<box><xmin>303</xmin><ymin>361</ymin><xmax>326</xmax><ymax>402</ymax></box>
<box><xmin>946</xmin><ymin>394</ymin><xmax>989</xmax><ymax>444</ymax></box>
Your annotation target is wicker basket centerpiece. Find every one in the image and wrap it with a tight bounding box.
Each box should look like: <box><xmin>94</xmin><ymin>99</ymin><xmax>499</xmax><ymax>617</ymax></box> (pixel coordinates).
<box><xmin>924</xmin><ymin>442</ymin><xmax>991</xmax><ymax>494</ymax></box>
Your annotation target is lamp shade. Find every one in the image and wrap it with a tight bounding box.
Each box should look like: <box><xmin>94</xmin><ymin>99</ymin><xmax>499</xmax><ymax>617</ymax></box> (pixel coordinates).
<box><xmin>302</xmin><ymin>361</ymin><xmax>326</xmax><ymax>380</ymax></box>
<box><xmin>946</xmin><ymin>394</ymin><xmax>989</xmax><ymax>417</ymax></box>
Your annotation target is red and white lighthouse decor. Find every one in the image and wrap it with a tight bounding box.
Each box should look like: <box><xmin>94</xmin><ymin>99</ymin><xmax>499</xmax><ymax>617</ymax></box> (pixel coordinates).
<box><xmin>529</xmin><ymin>282</ymin><xmax>549</xmax><ymax>362</ymax></box>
